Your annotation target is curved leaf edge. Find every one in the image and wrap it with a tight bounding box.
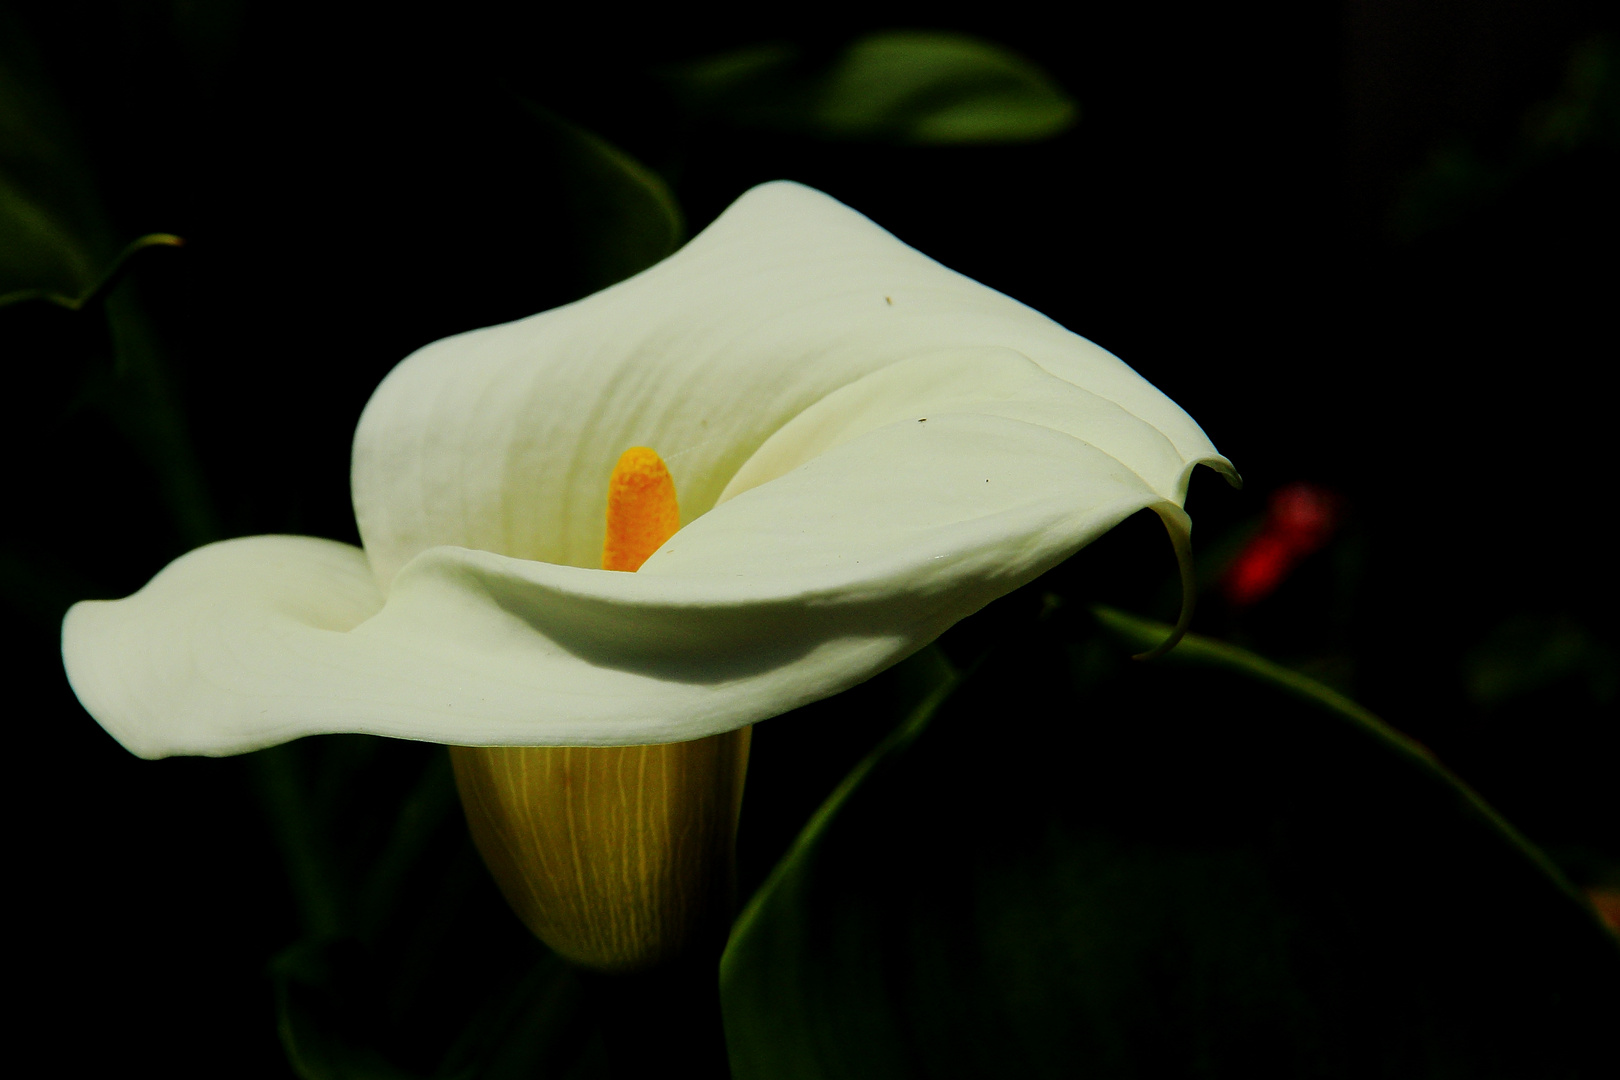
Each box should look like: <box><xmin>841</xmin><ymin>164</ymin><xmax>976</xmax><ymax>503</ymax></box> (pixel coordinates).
<box><xmin>723</xmin><ymin>604</ymin><xmax>1618</xmax><ymax>1007</ymax></box>
<box><xmin>1090</xmin><ymin>602</ymin><xmax>1614</xmax><ymax>939</ymax></box>
<box><xmin>0</xmin><ymin>231</ymin><xmax>183</xmax><ymax>312</ymax></box>
<box><xmin>721</xmin><ymin>647</ymin><xmax>961</xmax><ymax>991</ymax></box>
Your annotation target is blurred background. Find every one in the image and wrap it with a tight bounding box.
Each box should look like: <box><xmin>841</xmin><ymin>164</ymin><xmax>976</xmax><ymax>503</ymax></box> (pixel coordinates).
<box><xmin>4</xmin><ymin>1</ymin><xmax>1615</xmax><ymax>1075</ymax></box>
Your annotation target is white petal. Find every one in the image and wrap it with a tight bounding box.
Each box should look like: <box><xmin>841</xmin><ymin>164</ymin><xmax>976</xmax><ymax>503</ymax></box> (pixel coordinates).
<box><xmin>351</xmin><ymin>181</ymin><xmax>1231</xmax><ymax>590</ymax></box>
<box><xmin>67</xmin><ymin>182</ymin><xmax>1236</xmax><ymax>758</ymax></box>
<box><xmin>62</xmin><ymin>536</ymin><xmax>384</xmax><ymax>758</ymax></box>
<box><xmin>64</xmin><ymin>411</ymin><xmax>1172</xmax><ymax>758</ymax></box>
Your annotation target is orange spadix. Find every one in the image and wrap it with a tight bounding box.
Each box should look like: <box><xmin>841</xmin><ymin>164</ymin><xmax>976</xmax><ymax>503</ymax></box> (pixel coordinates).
<box><xmin>450</xmin><ymin>447</ymin><xmax>750</xmax><ymax>973</ymax></box>
<box><xmin>601</xmin><ymin>446</ymin><xmax>682</xmax><ymax>572</ymax></box>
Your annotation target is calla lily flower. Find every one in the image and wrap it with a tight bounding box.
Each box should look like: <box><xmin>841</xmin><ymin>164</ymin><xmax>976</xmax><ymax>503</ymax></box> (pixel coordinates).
<box><xmin>62</xmin><ymin>181</ymin><xmax>1236</xmax><ymax>761</ymax></box>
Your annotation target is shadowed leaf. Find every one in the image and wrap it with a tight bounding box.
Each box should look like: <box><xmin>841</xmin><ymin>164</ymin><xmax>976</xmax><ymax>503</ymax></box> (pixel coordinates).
<box><xmin>721</xmin><ymin>604</ymin><xmax>1620</xmax><ymax>1078</ymax></box>
<box><xmin>518</xmin><ymin>102</ymin><xmax>684</xmax><ymax>294</ymax></box>
<box><xmin>0</xmin><ymin>7</ymin><xmax>111</xmax><ymax>300</ymax></box>
<box><xmin>666</xmin><ymin>31</ymin><xmax>1077</xmax><ymax>145</ymax></box>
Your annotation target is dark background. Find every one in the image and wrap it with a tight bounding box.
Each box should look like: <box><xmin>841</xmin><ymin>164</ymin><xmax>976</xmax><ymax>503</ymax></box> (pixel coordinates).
<box><xmin>4</xmin><ymin>2</ymin><xmax>1615</xmax><ymax>1075</ymax></box>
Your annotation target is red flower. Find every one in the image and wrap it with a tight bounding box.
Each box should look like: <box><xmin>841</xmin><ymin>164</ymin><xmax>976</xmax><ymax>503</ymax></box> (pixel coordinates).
<box><xmin>1223</xmin><ymin>482</ymin><xmax>1343</xmax><ymax>607</ymax></box>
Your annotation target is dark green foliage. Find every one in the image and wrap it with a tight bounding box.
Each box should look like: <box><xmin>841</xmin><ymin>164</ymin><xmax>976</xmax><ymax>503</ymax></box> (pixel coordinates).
<box><xmin>0</xmin><ymin>4</ymin><xmax>113</xmax><ymax>303</ymax></box>
<box><xmin>512</xmin><ymin>103</ymin><xmax>684</xmax><ymax>298</ymax></box>
<box><xmin>722</xmin><ymin>603</ymin><xmax>1620</xmax><ymax>1079</ymax></box>
<box><xmin>663</xmin><ymin>31</ymin><xmax>1077</xmax><ymax>144</ymax></box>
<box><xmin>257</xmin><ymin>739</ymin><xmax>610</xmax><ymax>1080</ymax></box>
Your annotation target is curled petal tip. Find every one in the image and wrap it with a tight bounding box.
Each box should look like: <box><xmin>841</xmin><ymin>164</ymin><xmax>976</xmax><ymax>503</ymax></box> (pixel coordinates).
<box><xmin>1133</xmin><ymin>504</ymin><xmax>1196</xmax><ymax>661</ymax></box>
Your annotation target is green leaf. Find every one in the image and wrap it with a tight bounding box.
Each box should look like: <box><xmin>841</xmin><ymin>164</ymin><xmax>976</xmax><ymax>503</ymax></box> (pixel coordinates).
<box><xmin>261</xmin><ymin>740</ymin><xmax>610</xmax><ymax>1080</ymax></box>
<box><xmin>517</xmin><ymin>102</ymin><xmax>684</xmax><ymax>294</ymax></box>
<box><xmin>721</xmin><ymin>605</ymin><xmax>1620</xmax><ymax>1078</ymax></box>
<box><xmin>275</xmin><ymin>937</ymin><xmax>606</xmax><ymax>1080</ymax></box>
<box><xmin>0</xmin><ymin>12</ymin><xmax>184</xmax><ymax>308</ymax></box>
<box><xmin>665</xmin><ymin>32</ymin><xmax>1078</xmax><ymax>145</ymax></box>
<box><xmin>81</xmin><ymin>286</ymin><xmax>221</xmax><ymax>546</ymax></box>
<box><xmin>0</xmin><ymin>7</ymin><xmax>116</xmax><ymax>301</ymax></box>
<box><xmin>0</xmin><ymin>231</ymin><xmax>184</xmax><ymax>310</ymax></box>
<box><xmin>813</xmin><ymin>31</ymin><xmax>1078</xmax><ymax>144</ymax></box>
<box><xmin>1</xmin><ymin>9</ymin><xmax>212</xmax><ymax>556</ymax></box>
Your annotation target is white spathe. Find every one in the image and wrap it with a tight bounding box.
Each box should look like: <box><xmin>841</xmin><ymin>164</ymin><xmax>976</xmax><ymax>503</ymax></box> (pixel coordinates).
<box><xmin>62</xmin><ymin>181</ymin><xmax>1236</xmax><ymax>759</ymax></box>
